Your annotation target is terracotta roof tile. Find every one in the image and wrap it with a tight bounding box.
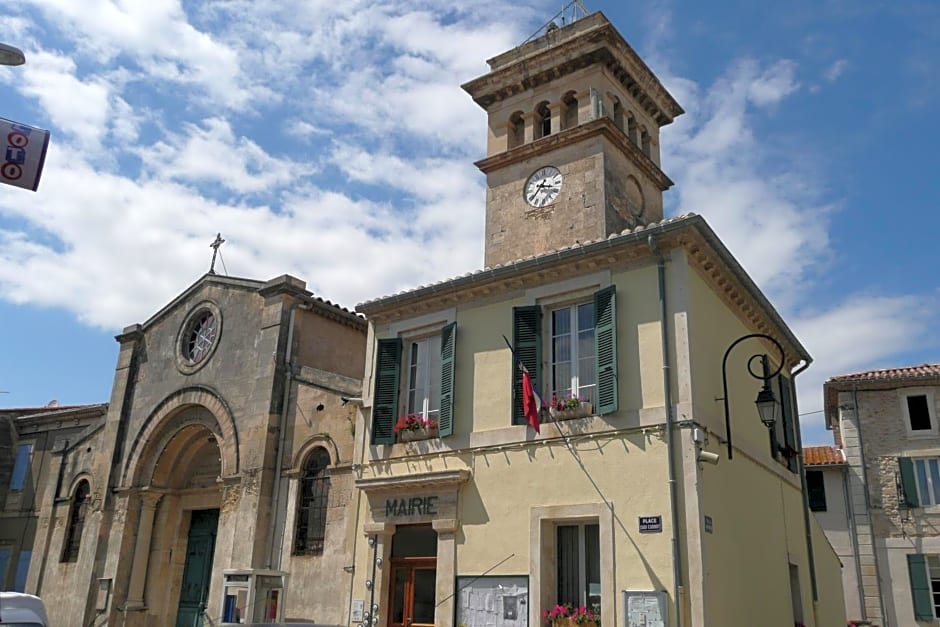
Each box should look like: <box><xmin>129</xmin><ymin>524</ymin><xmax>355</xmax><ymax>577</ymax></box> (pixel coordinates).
<box><xmin>802</xmin><ymin>446</ymin><xmax>845</xmax><ymax>466</ymax></box>
<box><xmin>827</xmin><ymin>363</ymin><xmax>940</xmax><ymax>384</ymax></box>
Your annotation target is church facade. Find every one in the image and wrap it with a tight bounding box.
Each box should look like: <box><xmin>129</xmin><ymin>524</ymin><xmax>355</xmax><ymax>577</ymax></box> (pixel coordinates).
<box><xmin>347</xmin><ymin>13</ymin><xmax>845</xmax><ymax>627</ymax></box>
<box><xmin>7</xmin><ymin>273</ymin><xmax>366</xmax><ymax>626</ymax></box>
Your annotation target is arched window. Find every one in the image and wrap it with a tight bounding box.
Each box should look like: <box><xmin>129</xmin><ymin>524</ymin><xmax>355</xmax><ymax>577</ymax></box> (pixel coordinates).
<box><xmin>294</xmin><ymin>447</ymin><xmax>331</xmax><ymax>555</ymax></box>
<box><xmin>536</xmin><ymin>102</ymin><xmax>551</xmax><ymax>139</ymax></box>
<box><xmin>62</xmin><ymin>480</ymin><xmax>89</xmax><ymax>562</ymax></box>
<box><xmin>562</xmin><ymin>92</ymin><xmax>578</xmax><ymax>130</ymax></box>
<box><xmin>509</xmin><ymin>111</ymin><xmax>525</xmax><ymax>149</ymax></box>
<box><xmin>641</xmin><ymin>128</ymin><xmax>651</xmax><ymax>156</ymax></box>
<box><xmin>612</xmin><ymin>98</ymin><xmax>624</xmax><ymax>131</ymax></box>
<box><xmin>627</xmin><ymin>114</ymin><xmax>638</xmax><ymax>144</ymax></box>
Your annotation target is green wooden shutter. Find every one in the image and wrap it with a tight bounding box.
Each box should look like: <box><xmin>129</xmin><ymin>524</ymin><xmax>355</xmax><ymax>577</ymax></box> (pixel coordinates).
<box><xmin>778</xmin><ymin>375</ymin><xmax>798</xmax><ymax>473</ymax></box>
<box><xmin>371</xmin><ymin>338</ymin><xmax>402</xmax><ymax>445</ymax></box>
<box><xmin>594</xmin><ymin>286</ymin><xmax>618</xmax><ymax>415</ymax></box>
<box><xmin>907</xmin><ymin>554</ymin><xmax>934</xmax><ymax>620</ymax></box>
<box><xmin>512</xmin><ymin>306</ymin><xmax>542</xmax><ymax>425</ymax></box>
<box><xmin>899</xmin><ymin>457</ymin><xmax>920</xmax><ymax>508</ymax></box>
<box><xmin>438</xmin><ymin>322</ymin><xmax>457</xmax><ymax>437</ymax></box>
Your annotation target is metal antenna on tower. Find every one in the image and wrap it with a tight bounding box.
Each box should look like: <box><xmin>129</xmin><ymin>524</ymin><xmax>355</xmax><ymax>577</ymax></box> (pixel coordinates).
<box><xmin>522</xmin><ymin>0</ymin><xmax>591</xmax><ymax>45</ymax></box>
<box><xmin>208</xmin><ymin>233</ymin><xmax>225</xmax><ymax>275</ymax></box>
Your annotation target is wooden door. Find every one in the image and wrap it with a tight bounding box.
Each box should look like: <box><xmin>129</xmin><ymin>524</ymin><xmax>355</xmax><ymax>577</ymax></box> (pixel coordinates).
<box><xmin>388</xmin><ymin>557</ymin><xmax>436</xmax><ymax>627</ymax></box>
<box><xmin>175</xmin><ymin>509</ymin><xmax>219</xmax><ymax>627</ymax></box>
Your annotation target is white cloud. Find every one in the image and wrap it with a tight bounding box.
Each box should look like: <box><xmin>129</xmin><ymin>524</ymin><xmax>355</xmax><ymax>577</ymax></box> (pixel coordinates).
<box><xmin>137</xmin><ymin>117</ymin><xmax>313</xmax><ymax>194</ymax></box>
<box><xmin>20</xmin><ymin>0</ymin><xmax>251</xmax><ymax>107</ymax></box>
<box><xmin>14</xmin><ymin>50</ymin><xmax>113</xmax><ymax>150</ymax></box>
<box><xmin>824</xmin><ymin>59</ymin><xmax>849</xmax><ymax>82</ymax></box>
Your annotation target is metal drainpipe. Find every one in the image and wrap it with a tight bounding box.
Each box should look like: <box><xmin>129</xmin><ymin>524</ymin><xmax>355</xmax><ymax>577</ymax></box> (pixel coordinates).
<box><xmin>852</xmin><ymin>384</ymin><xmax>889</xmax><ymax>626</ymax></box>
<box><xmin>789</xmin><ymin>360</ymin><xmax>820</xmax><ymax>622</ymax></box>
<box><xmin>266</xmin><ymin>303</ymin><xmax>300</xmax><ymax>570</ymax></box>
<box><xmin>648</xmin><ymin>235</ymin><xmax>683</xmax><ymax>627</ymax></box>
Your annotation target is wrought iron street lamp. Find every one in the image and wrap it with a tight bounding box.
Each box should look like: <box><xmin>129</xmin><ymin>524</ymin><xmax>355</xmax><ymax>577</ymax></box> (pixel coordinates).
<box><xmin>721</xmin><ymin>333</ymin><xmax>784</xmax><ymax>459</ymax></box>
<box><xmin>0</xmin><ymin>43</ymin><xmax>25</xmax><ymax>66</ymax></box>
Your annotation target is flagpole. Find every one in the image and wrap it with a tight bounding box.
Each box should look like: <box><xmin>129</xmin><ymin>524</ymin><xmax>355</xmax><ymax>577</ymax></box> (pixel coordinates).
<box><xmin>501</xmin><ymin>335</ymin><xmax>570</xmax><ymax>444</ymax></box>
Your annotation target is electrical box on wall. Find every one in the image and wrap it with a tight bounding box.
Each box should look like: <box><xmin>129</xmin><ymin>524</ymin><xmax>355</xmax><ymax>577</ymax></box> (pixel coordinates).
<box><xmin>221</xmin><ymin>569</ymin><xmax>287</xmax><ymax>624</ymax></box>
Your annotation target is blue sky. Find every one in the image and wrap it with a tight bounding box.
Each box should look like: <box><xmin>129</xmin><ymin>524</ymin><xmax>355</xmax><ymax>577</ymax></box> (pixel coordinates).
<box><xmin>0</xmin><ymin>0</ymin><xmax>937</xmax><ymax>446</ymax></box>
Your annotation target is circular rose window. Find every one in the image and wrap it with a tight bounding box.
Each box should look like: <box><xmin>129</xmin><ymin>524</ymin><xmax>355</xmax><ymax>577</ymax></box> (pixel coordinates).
<box><xmin>186</xmin><ymin>311</ymin><xmax>217</xmax><ymax>364</ymax></box>
<box><xmin>177</xmin><ymin>302</ymin><xmax>222</xmax><ymax>374</ymax></box>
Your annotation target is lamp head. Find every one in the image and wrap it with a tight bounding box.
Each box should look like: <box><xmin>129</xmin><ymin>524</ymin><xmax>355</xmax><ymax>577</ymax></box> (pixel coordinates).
<box><xmin>755</xmin><ymin>386</ymin><xmax>778</xmax><ymax>429</ymax></box>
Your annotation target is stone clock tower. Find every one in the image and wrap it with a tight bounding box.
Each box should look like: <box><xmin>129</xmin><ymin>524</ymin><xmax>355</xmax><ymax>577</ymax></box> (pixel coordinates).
<box><xmin>462</xmin><ymin>12</ymin><xmax>684</xmax><ymax>267</ymax></box>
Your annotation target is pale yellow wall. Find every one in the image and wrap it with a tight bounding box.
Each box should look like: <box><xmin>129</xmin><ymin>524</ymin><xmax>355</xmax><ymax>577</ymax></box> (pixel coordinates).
<box><xmin>811</xmin><ymin>513</ymin><xmax>848</xmax><ymax>627</ymax></box>
<box><xmin>686</xmin><ymin>266</ymin><xmax>784</xmax><ymax>464</ymax></box>
<box><xmin>368</xmin><ymin>263</ymin><xmax>672</xmax><ymax>440</ymax></box>
<box><xmin>699</xmin><ymin>449</ymin><xmax>813</xmax><ymax>626</ymax></box>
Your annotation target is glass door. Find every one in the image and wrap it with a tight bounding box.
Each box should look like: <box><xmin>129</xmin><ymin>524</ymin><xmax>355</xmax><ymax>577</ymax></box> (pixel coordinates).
<box><xmin>389</xmin><ymin>558</ymin><xmax>436</xmax><ymax>627</ymax></box>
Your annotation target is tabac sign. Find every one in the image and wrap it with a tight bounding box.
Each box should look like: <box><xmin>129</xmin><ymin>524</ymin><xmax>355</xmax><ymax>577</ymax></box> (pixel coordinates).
<box><xmin>1</xmin><ymin>118</ymin><xmax>50</xmax><ymax>192</ymax></box>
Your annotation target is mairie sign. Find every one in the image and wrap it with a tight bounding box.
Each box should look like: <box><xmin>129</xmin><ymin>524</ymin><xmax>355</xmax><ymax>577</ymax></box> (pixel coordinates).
<box><xmin>385</xmin><ymin>496</ymin><xmax>439</xmax><ymax>518</ymax></box>
<box><xmin>1</xmin><ymin>118</ymin><xmax>50</xmax><ymax>192</ymax></box>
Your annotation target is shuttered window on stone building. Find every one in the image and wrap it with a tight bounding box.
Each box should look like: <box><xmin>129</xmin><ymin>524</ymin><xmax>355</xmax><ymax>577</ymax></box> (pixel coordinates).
<box><xmin>907</xmin><ymin>553</ymin><xmax>939</xmax><ymax>620</ymax></box>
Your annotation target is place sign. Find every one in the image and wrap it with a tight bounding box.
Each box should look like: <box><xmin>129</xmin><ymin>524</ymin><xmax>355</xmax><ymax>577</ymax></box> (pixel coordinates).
<box><xmin>385</xmin><ymin>496</ymin><xmax>439</xmax><ymax>517</ymax></box>
<box><xmin>638</xmin><ymin>515</ymin><xmax>662</xmax><ymax>533</ymax></box>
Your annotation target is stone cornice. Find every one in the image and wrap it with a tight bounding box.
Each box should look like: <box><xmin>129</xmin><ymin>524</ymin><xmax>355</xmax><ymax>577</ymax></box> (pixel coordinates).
<box><xmin>473</xmin><ymin>117</ymin><xmax>673</xmax><ymax>191</ymax></box>
<box><xmin>462</xmin><ymin>13</ymin><xmax>683</xmax><ymax>125</ymax></box>
<box><xmin>357</xmin><ymin>215</ymin><xmax>810</xmax><ymax>367</ymax></box>
<box><xmin>355</xmin><ymin>468</ymin><xmax>471</xmax><ymax>493</ymax></box>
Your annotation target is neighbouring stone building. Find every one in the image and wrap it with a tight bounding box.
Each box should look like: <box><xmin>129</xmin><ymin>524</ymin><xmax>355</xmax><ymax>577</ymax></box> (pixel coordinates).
<box><xmin>821</xmin><ymin>363</ymin><xmax>940</xmax><ymax>626</ymax></box>
<box><xmin>0</xmin><ymin>402</ymin><xmax>108</xmax><ymax>593</ymax></box>
<box><xmin>3</xmin><ymin>273</ymin><xmax>367</xmax><ymax>626</ymax></box>
<box><xmin>346</xmin><ymin>12</ymin><xmax>845</xmax><ymax>627</ymax></box>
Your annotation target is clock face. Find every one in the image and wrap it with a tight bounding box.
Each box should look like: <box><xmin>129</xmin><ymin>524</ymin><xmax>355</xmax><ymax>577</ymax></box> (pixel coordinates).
<box><xmin>524</xmin><ymin>166</ymin><xmax>563</xmax><ymax>208</ymax></box>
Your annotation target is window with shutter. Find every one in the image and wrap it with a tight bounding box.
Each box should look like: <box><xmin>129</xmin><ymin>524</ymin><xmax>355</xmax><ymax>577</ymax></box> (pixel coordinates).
<box><xmin>438</xmin><ymin>322</ymin><xmax>456</xmax><ymax>437</ymax></box>
<box><xmin>777</xmin><ymin>375</ymin><xmax>798</xmax><ymax>473</ymax></box>
<box><xmin>513</xmin><ymin>306</ymin><xmax>542</xmax><ymax>426</ymax></box>
<box><xmin>372</xmin><ymin>338</ymin><xmax>403</xmax><ymax>445</ymax></box>
<box><xmin>594</xmin><ymin>286</ymin><xmax>617</xmax><ymax>415</ymax></box>
<box><xmin>907</xmin><ymin>553</ymin><xmax>936</xmax><ymax>620</ymax></box>
<box><xmin>899</xmin><ymin>457</ymin><xmax>921</xmax><ymax>508</ymax></box>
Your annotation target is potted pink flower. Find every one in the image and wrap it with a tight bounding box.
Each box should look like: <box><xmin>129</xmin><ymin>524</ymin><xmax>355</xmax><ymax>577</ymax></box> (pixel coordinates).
<box><xmin>548</xmin><ymin>393</ymin><xmax>593</xmax><ymax>420</ymax></box>
<box><xmin>542</xmin><ymin>604</ymin><xmax>599</xmax><ymax>627</ymax></box>
<box><xmin>393</xmin><ymin>414</ymin><xmax>438</xmax><ymax>442</ymax></box>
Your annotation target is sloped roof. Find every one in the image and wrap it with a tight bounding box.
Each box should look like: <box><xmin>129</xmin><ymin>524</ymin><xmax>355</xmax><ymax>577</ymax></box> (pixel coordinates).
<box><xmin>123</xmin><ymin>273</ymin><xmax>363</xmax><ymax>339</ymax></box>
<box><xmin>823</xmin><ymin>363</ymin><xmax>940</xmax><ymax>428</ymax></box>
<box><xmin>802</xmin><ymin>445</ymin><xmax>845</xmax><ymax>466</ymax></box>
<box><xmin>827</xmin><ymin>363</ymin><xmax>940</xmax><ymax>384</ymax></box>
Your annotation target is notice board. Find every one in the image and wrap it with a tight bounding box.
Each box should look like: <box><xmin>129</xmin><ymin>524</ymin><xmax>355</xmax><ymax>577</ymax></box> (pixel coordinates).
<box><xmin>622</xmin><ymin>590</ymin><xmax>666</xmax><ymax>627</ymax></box>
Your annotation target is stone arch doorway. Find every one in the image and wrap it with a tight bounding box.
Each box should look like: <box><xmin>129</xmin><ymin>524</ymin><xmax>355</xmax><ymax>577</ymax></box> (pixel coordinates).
<box><xmin>126</xmin><ymin>405</ymin><xmax>226</xmax><ymax>627</ymax></box>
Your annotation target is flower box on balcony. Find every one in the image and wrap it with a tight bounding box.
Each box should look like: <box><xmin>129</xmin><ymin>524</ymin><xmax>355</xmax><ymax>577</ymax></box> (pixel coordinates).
<box><xmin>399</xmin><ymin>425</ymin><xmax>438</xmax><ymax>442</ymax></box>
<box><xmin>394</xmin><ymin>414</ymin><xmax>439</xmax><ymax>443</ymax></box>
<box><xmin>549</xmin><ymin>401</ymin><xmax>593</xmax><ymax>421</ymax></box>
<box><xmin>551</xmin><ymin>620</ymin><xmax>597</xmax><ymax>627</ymax></box>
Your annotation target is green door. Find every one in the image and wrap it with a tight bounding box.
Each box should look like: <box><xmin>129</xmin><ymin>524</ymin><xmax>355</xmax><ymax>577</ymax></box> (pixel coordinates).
<box><xmin>175</xmin><ymin>509</ymin><xmax>219</xmax><ymax>627</ymax></box>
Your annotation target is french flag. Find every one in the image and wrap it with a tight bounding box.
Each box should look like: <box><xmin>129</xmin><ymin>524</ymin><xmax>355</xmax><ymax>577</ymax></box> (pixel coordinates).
<box><xmin>521</xmin><ymin>367</ymin><xmax>543</xmax><ymax>433</ymax></box>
